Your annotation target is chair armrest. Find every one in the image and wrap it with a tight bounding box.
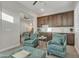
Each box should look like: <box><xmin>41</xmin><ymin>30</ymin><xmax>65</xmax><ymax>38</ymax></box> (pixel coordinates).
<box><xmin>48</xmin><ymin>40</ymin><xmax>52</xmax><ymax>45</ymax></box>
<box><xmin>24</xmin><ymin>37</ymin><xmax>30</xmax><ymax>41</ymax></box>
<box><xmin>63</xmin><ymin>40</ymin><xmax>67</xmax><ymax>50</ymax></box>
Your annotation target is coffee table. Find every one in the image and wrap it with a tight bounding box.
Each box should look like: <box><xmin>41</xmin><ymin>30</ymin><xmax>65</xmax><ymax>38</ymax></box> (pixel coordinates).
<box><xmin>0</xmin><ymin>46</ymin><xmax>46</xmax><ymax>58</ymax></box>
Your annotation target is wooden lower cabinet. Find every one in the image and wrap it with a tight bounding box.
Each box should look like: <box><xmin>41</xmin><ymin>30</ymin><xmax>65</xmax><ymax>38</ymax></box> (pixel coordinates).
<box><xmin>67</xmin><ymin>33</ymin><xmax>74</xmax><ymax>45</ymax></box>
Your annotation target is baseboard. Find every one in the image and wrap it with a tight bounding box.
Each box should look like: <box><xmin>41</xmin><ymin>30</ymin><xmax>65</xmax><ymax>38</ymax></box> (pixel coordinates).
<box><xmin>0</xmin><ymin>43</ymin><xmax>20</xmax><ymax>52</ymax></box>
<box><xmin>75</xmin><ymin>46</ymin><xmax>79</xmax><ymax>55</ymax></box>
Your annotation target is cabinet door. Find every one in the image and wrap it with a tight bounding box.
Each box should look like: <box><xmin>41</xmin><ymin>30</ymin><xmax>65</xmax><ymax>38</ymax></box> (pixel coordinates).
<box><xmin>37</xmin><ymin>18</ymin><xmax>41</xmax><ymax>27</ymax></box>
<box><xmin>53</xmin><ymin>15</ymin><xmax>57</xmax><ymax>27</ymax></box>
<box><xmin>37</xmin><ymin>16</ymin><xmax>48</xmax><ymax>27</ymax></box>
<box><xmin>48</xmin><ymin>15</ymin><xmax>53</xmax><ymax>27</ymax></box>
<box><xmin>56</xmin><ymin>14</ymin><xmax>62</xmax><ymax>26</ymax></box>
<box><xmin>67</xmin><ymin>11</ymin><xmax>74</xmax><ymax>26</ymax></box>
<box><xmin>49</xmin><ymin>15</ymin><xmax>57</xmax><ymax>27</ymax></box>
<box><xmin>67</xmin><ymin>33</ymin><xmax>74</xmax><ymax>45</ymax></box>
<box><xmin>62</xmin><ymin>13</ymin><xmax>68</xmax><ymax>26</ymax></box>
<box><xmin>40</xmin><ymin>17</ymin><xmax>44</xmax><ymax>26</ymax></box>
<box><xmin>37</xmin><ymin>17</ymin><xmax>45</xmax><ymax>27</ymax></box>
<box><xmin>44</xmin><ymin>16</ymin><xmax>48</xmax><ymax>25</ymax></box>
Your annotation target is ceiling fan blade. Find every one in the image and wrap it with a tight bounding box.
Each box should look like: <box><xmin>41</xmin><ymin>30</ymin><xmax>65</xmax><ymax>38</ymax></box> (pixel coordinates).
<box><xmin>33</xmin><ymin>1</ymin><xmax>38</xmax><ymax>5</ymax></box>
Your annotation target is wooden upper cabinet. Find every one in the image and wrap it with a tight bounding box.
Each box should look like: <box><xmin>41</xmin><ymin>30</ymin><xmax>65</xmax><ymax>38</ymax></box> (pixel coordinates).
<box><xmin>37</xmin><ymin>11</ymin><xmax>74</xmax><ymax>27</ymax></box>
<box><xmin>48</xmin><ymin>15</ymin><xmax>53</xmax><ymax>27</ymax></box>
<box><xmin>37</xmin><ymin>18</ymin><xmax>41</xmax><ymax>27</ymax></box>
<box><xmin>62</xmin><ymin>13</ymin><xmax>68</xmax><ymax>26</ymax></box>
<box><xmin>37</xmin><ymin>16</ymin><xmax>48</xmax><ymax>27</ymax></box>
<box><xmin>67</xmin><ymin>11</ymin><xmax>74</xmax><ymax>26</ymax></box>
<box><xmin>49</xmin><ymin>14</ymin><xmax>62</xmax><ymax>27</ymax></box>
<box><xmin>56</xmin><ymin>14</ymin><xmax>62</xmax><ymax>26</ymax></box>
<box><xmin>43</xmin><ymin>16</ymin><xmax>48</xmax><ymax>25</ymax></box>
<box><xmin>62</xmin><ymin>11</ymin><xmax>74</xmax><ymax>27</ymax></box>
<box><xmin>40</xmin><ymin>17</ymin><xmax>45</xmax><ymax>26</ymax></box>
<box><xmin>37</xmin><ymin>17</ymin><xmax>44</xmax><ymax>27</ymax></box>
<box><xmin>52</xmin><ymin>15</ymin><xmax>57</xmax><ymax>27</ymax></box>
<box><xmin>48</xmin><ymin>15</ymin><xmax>57</xmax><ymax>27</ymax></box>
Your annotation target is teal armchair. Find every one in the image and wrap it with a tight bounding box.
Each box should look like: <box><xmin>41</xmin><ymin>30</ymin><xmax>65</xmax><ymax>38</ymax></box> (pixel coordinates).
<box><xmin>24</xmin><ymin>33</ymin><xmax>38</xmax><ymax>47</ymax></box>
<box><xmin>47</xmin><ymin>33</ymin><xmax>67</xmax><ymax>57</ymax></box>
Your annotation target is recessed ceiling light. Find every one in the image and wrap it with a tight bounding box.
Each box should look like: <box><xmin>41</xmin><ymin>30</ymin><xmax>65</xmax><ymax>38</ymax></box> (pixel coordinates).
<box><xmin>40</xmin><ymin>8</ymin><xmax>44</xmax><ymax>12</ymax></box>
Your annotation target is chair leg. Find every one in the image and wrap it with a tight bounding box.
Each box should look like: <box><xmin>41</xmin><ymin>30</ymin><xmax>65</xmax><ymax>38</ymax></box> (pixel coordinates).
<box><xmin>47</xmin><ymin>52</ymin><xmax>49</xmax><ymax>55</ymax></box>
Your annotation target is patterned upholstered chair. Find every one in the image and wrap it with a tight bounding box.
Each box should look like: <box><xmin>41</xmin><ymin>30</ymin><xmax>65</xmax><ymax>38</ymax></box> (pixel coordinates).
<box><xmin>24</xmin><ymin>33</ymin><xmax>38</xmax><ymax>47</ymax></box>
<box><xmin>47</xmin><ymin>33</ymin><xmax>67</xmax><ymax>57</ymax></box>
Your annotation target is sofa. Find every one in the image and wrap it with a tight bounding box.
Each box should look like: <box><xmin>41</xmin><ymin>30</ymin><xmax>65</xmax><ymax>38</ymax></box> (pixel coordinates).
<box><xmin>47</xmin><ymin>33</ymin><xmax>67</xmax><ymax>57</ymax></box>
<box><xmin>24</xmin><ymin>33</ymin><xmax>38</xmax><ymax>47</ymax></box>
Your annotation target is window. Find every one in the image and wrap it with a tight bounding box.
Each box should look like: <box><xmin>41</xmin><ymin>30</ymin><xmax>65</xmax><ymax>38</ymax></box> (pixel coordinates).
<box><xmin>2</xmin><ymin>12</ymin><xmax>14</xmax><ymax>23</ymax></box>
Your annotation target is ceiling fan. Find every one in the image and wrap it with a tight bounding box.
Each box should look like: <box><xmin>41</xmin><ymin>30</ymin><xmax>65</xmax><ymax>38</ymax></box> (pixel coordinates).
<box><xmin>33</xmin><ymin>1</ymin><xmax>38</xmax><ymax>5</ymax></box>
<box><xmin>33</xmin><ymin>1</ymin><xmax>46</xmax><ymax>6</ymax></box>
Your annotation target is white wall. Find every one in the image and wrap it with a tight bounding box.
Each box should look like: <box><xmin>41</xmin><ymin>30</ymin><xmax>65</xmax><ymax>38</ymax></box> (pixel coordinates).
<box><xmin>0</xmin><ymin>2</ymin><xmax>2</xmax><ymax>51</ymax></box>
<box><xmin>0</xmin><ymin>2</ymin><xmax>20</xmax><ymax>52</ymax></box>
<box><xmin>33</xmin><ymin>16</ymin><xmax>37</xmax><ymax>33</ymax></box>
<box><xmin>74</xmin><ymin>2</ymin><xmax>79</xmax><ymax>55</ymax></box>
<box><xmin>0</xmin><ymin>1</ymin><xmax>37</xmax><ymax>52</ymax></box>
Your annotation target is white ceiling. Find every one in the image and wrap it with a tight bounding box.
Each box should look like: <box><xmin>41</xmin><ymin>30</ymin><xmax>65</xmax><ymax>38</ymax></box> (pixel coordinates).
<box><xmin>19</xmin><ymin>1</ymin><xmax>76</xmax><ymax>17</ymax></box>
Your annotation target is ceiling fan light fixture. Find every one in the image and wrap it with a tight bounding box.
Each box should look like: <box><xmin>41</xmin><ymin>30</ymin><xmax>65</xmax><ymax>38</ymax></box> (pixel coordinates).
<box><xmin>33</xmin><ymin>1</ymin><xmax>38</xmax><ymax>5</ymax></box>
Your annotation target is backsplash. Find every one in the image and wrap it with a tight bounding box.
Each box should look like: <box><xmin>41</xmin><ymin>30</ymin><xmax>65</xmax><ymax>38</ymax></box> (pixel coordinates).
<box><xmin>38</xmin><ymin>27</ymin><xmax>74</xmax><ymax>33</ymax></box>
